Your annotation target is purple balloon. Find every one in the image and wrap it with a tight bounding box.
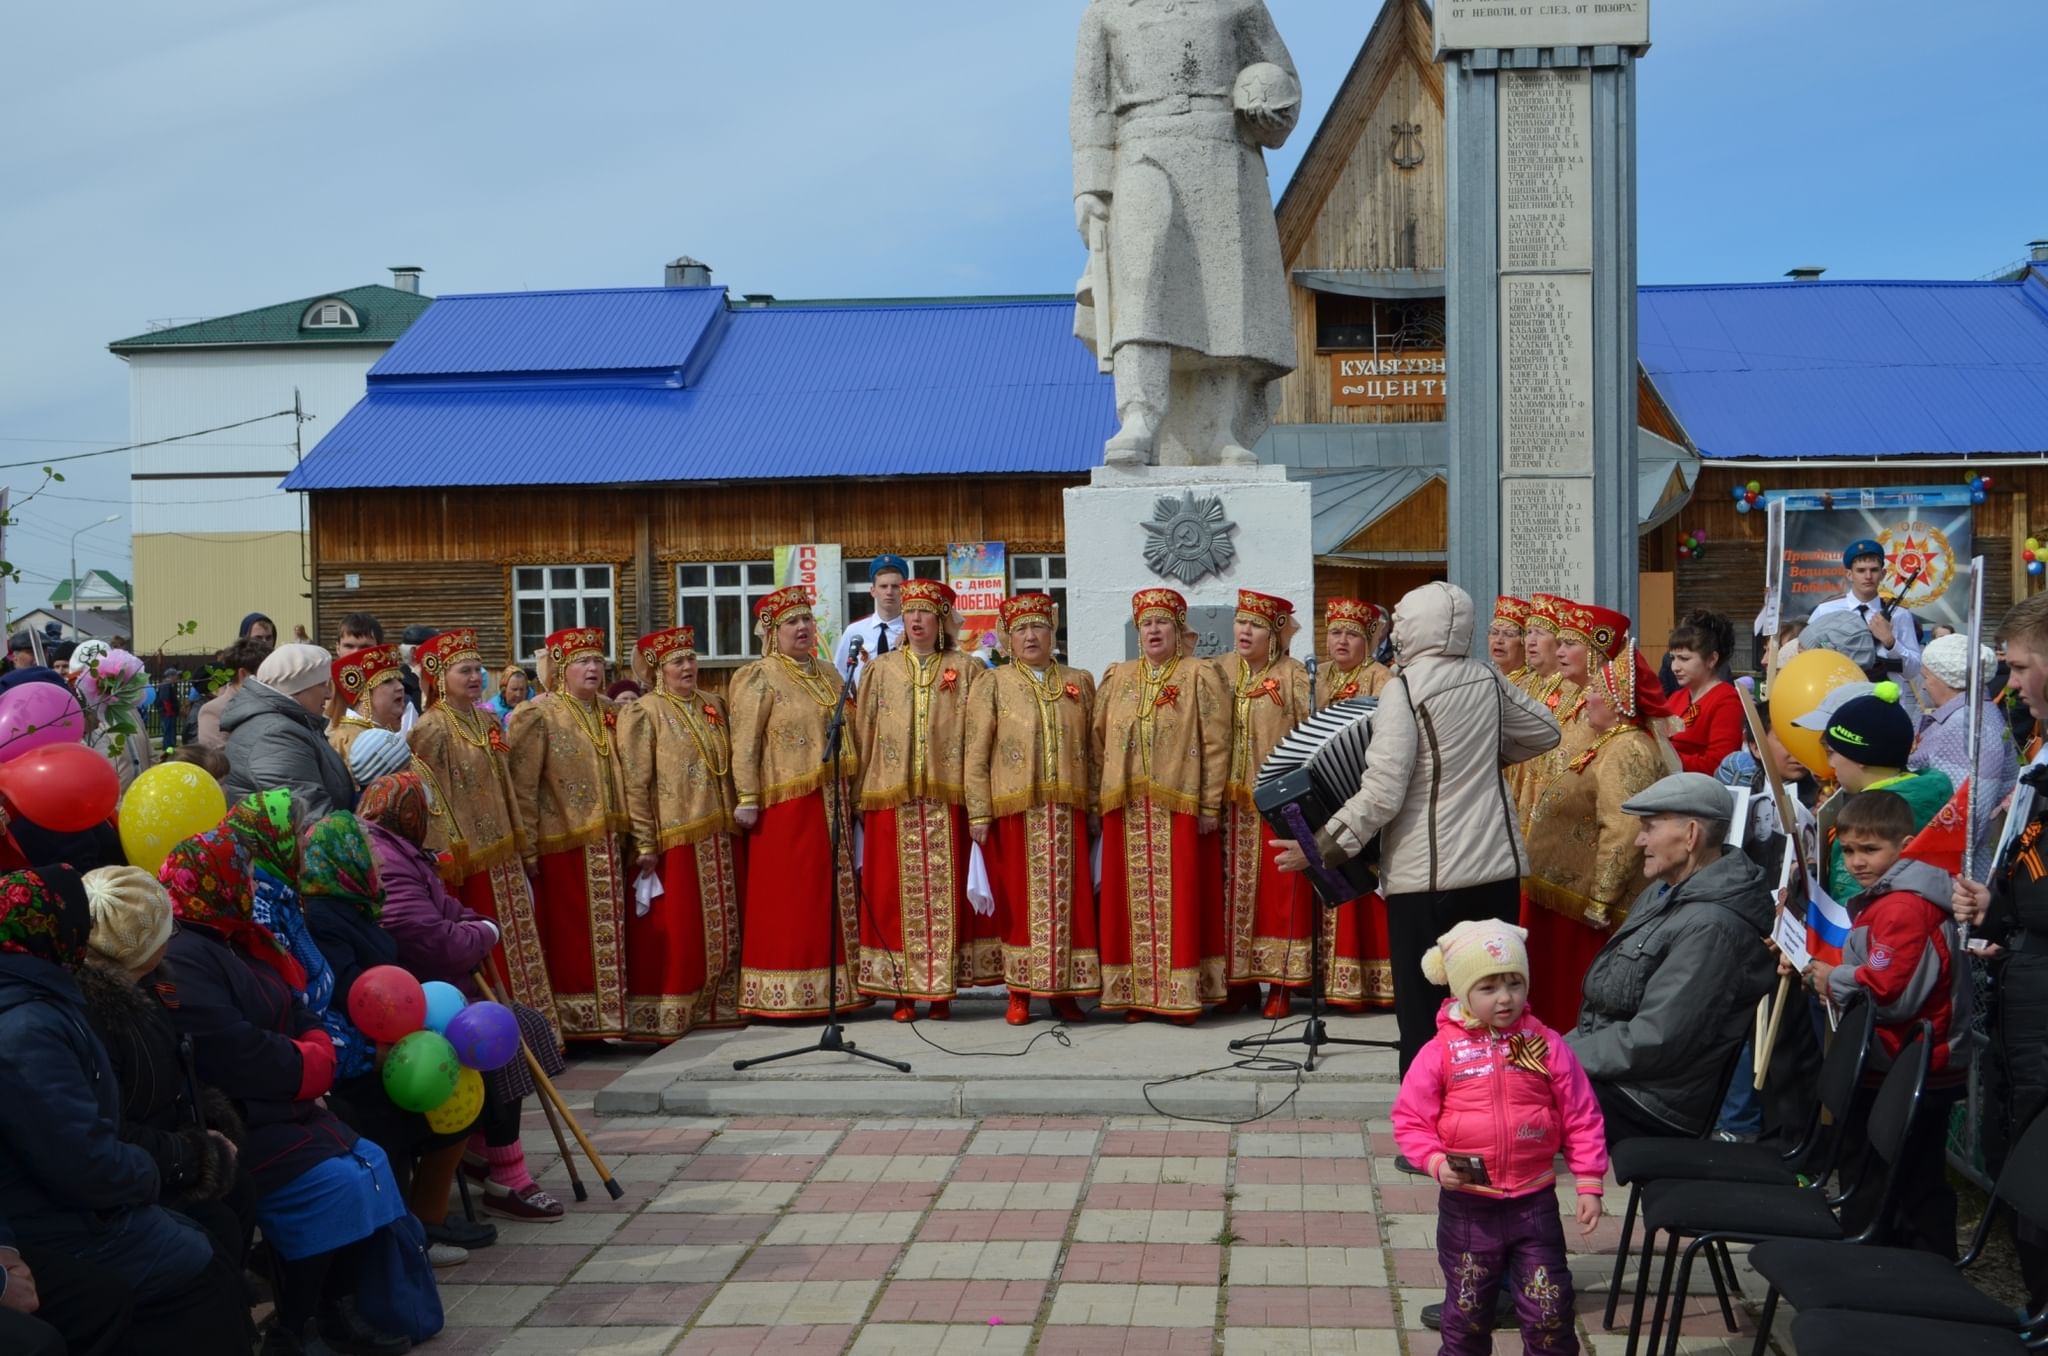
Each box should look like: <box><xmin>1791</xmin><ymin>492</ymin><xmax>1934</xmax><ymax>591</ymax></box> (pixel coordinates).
<box><xmin>444</xmin><ymin>1000</ymin><xmax>521</xmax><ymax>1072</ymax></box>
<box><xmin>0</xmin><ymin>682</ymin><xmax>86</xmax><ymax>763</ymax></box>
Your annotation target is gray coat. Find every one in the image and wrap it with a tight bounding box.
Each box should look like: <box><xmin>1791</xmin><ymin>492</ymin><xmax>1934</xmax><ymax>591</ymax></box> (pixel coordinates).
<box><xmin>220</xmin><ymin>680</ymin><xmax>355</xmax><ymax>817</ymax></box>
<box><xmin>1566</xmin><ymin>846</ymin><xmax>1776</xmax><ymax>1134</ymax></box>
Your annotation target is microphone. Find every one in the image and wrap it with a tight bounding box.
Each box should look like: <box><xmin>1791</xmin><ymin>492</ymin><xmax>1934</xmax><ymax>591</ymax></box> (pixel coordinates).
<box><xmin>845</xmin><ymin>634</ymin><xmax>864</xmax><ymax>678</ymax></box>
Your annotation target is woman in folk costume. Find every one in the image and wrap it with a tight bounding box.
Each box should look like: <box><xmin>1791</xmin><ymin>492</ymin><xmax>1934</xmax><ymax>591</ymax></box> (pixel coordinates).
<box><xmin>508</xmin><ymin>626</ymin><xmax>631</xmax><ymax>1040</ymax></box>
<box><xmin>966</xmin><ymin>592</ymin><xmax>1101</xmax><ymax>1026</ymax></box>
<box><xmin>1488</xmin><ymin>595</ymin><xmax>1532</xmax><ymax>682</ymax></box>
<box><xmin>1314</xmin><ymin>597</ymin><xmax>1398</xmax><ymax>1012</ymax></box>
<box><xmin>853</xmin><ymin>579</ymin><xmax>992</xmax><ymax>1021</ymax></box>
<box><xmin>325</xmin><ymin>642</ymin><xmax>406</xmax><ymax>769</ymax></box>
<box><xmin>1094</xmin><ymin>587</ymin><xmax>1231</xmax><ymax>1023</ymax></box>
<box><xmin>728</xmin><ymin>586</ymin><xmax>867</xmax><ymax>1019</ymax></box>
<box><xmin>1522</xmin><ymin>640</ymin><xmax>1677</xmax><ymax>1025</ymax></box>
<box><xmin>407</xmin><ymin>627</ymin><xmax>560</xmax><ymax>1039</ymax></box>
<box><xmin>617</xmin><ymin>626</ymin><xmax>743</xmax><ymax>1039</ymax></box>
<box><xmin>1217</xmin><ymin>590</ymin><xmax>1315</xmax><ymax>1019</ymax></box>
<box><xmin>1512</xmin><ymin>594</ymin><xmax>1596</xmax><ymax>829</ymax></box>
<box><xmin>1315</xmin><ymin>599</ymin><xmax>1395</xmax><ymax>705</ymax></box>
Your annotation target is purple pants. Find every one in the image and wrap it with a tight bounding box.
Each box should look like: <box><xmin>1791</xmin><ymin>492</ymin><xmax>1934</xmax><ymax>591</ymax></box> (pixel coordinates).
<box><xmin>1436</xmin><ymin>1188</ymin><xmax>1579</xmax><ymax>1355</ymax></box>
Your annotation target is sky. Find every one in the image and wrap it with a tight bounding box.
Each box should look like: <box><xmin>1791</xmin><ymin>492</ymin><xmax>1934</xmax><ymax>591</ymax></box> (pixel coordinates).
<box><xmin>1</xmin><ymin>0</ymin><xmax>2040</xmax><ymax>607</ymax></box>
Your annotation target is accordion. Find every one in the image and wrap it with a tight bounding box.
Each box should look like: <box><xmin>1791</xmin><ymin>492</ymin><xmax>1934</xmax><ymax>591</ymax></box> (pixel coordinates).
<box><xmin>1255</xmin><ymin>698</ymin><xmax>1380</xmax><ymax>905</ymax></box>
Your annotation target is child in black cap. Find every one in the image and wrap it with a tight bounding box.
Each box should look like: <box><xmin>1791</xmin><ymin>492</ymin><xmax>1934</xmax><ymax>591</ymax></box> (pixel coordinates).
<box><xmin>1817</xmin><ymin>682</ymin><xmax>1951</xmax><ymax>901</ymax></box>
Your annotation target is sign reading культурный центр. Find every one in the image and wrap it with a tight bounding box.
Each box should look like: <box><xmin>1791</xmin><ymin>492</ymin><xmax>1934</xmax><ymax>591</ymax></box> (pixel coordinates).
<box><xmin>1434</xmin><ymin>1</ymin><xmax>1650</xmax><ymax>56</ymax></box>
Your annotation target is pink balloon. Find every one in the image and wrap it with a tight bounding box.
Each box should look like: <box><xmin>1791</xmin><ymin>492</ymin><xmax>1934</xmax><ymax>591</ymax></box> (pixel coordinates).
<box><xmin>0</xmin><ymin>682</ymin><xmax>86</xmax><ymax>763</ymax></box>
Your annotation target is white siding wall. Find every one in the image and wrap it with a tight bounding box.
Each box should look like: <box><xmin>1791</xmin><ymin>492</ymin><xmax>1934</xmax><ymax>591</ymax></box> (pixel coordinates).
<box><xmin>125</xmin><ymin>345</ymin><xmax>386</xmax><ymax>535</ymax></box>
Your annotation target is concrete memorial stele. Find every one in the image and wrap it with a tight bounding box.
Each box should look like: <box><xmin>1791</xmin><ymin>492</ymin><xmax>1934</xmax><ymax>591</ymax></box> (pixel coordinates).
<box><xmin>1062</xmin><ymin>0</ymin><xmax>1314</xmax><ymax>666</ymax></box>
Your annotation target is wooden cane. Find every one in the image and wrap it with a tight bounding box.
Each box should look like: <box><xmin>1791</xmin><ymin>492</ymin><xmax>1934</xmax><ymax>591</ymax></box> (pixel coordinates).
<box><xmin>473</xmin><ymin>970</ymin><xmax>625</xmax><ymax>1200</ymax></box>
<box><xmin>534</xmin><ymin>1076</ymin><xmax>589</xmax><ymax>1203</ymax></box>
<box><xmin>1753</xmin><ymin>973</ymin><xmax>1792</xmax><ymax>1091</ymax></box>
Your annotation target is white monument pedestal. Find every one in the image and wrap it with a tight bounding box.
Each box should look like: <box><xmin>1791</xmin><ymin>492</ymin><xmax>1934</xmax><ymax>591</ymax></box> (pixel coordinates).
<box><xmin>1061</xmin><ymin>463</ymin><xmax>1315</xmax><ymax>673</ymax></box>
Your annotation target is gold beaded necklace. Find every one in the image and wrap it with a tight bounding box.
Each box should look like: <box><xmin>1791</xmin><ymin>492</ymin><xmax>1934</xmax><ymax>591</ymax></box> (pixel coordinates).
<box><xmin>562</xmin><ymin>692</ymin><xmax>612</xmax><ymax>758</ymax></box>
<box><xmin>1134</xmin><ymin>654</ymin><xmax>1180</xmax><ymax>776</ymax></box>
<box><xmin>660</xmin><ymin>688</ymin><xmax>729</xmax><ymax>777</ymax></box>
<box><xmin>1232</xmin><ymin>652</ymin><xmax>1280</xmax><ymax>784</ymax></box>
<box><xmin>1015</xmin><ymin>661</ymin><xmax>1066</xmax><ymax>774</ymax></box>
<box><xmin>774</xmin><ymin>652</ymin><xmax>838</xmax><ymax>708</ymax></box>
<box><xmin>443</xmin><ymin>701</ymin><xmax>497</xmax><ymax>752</ymax></box>
<box><xmin>907</xmin><ymin>649</ymin><xmax>943</xmax><ymax>782</ymax></box>
<box><xmin>1323</xmin><ymin>662</ymin><xmax>1368</xmax><ymax>698</ymax></box>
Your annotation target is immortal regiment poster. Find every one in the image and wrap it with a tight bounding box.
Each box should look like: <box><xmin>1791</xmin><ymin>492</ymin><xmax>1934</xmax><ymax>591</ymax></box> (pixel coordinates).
<box><xmin>773</xmin><ymin>544</ymin><xmax>842</xmax><ymax>660</ymax></box>
<box><xmin>946</xmin><ymin>542</ymin><xmax>1006</xmax><ymax>655</ymax></box>
<box><xmin>1771</xmin><ymin>485</ymin><xmax>1975</xmax><ymax>632</ymax></box>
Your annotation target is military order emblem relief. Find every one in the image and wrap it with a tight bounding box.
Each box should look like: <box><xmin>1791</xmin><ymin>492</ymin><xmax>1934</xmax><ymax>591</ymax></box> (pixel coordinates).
<box><xmin>1141</xmin><ymin>491</ymin><xmax>1238</xmax><ymax>586</ymax></box>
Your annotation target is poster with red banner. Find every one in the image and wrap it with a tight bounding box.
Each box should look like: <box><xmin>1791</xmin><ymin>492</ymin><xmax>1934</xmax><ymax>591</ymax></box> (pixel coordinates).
<box><xmin>946</xmin><ymin>542</ymin><xmax>1006</xmax><ymax>656</ymax></box>
<box><xmin>1771</xmin><ymin>486</ymin><xmax>1973</xmax><ymax>632</ymax></box>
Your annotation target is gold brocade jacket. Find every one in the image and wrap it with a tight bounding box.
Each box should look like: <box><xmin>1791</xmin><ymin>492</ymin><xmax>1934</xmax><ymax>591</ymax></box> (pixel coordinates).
<box><xmin>728</xmin><ymin>654</ymin><xmax>861</xmax><ymax>811</ymax></box>
<box><xmin>1314</xmin><ymin>660</ymin><xmax>1393</xmax><ymax>707</ymax></box>
<box><xmin>1511</xmin><ymin>672</ymin><xmax>1583</xmax><ymax>825</ymax></box>
<box><xmin>507</xmin><ymin>692</ymin><xmax>630</xmax><ymax>865</ymax></box>
<box><xmin>1525</xmin><ymin>724</ymin><xmax>1675</xmax><ymax>927</ymax></box>
<box><xmin>965</xmin><ymin>663</ymin><xmax>1097</xmax><ymax>824</ymax></box>
<box><xmin>855</xmin><ymin>648</ymin><xmax>978</xmax><ymax>811</ymax></box>
<box><xmin>408</xmin><ymin>703</ymin><xmax>527</xmax><ymax>880</ymax></box>
<box><xmin>327</xmin><ymin>711</ymin><xmax>379</xmax><ymax>763</ymax></box>
<box><xmin>1093</xmin><ymin>655</ymin><xmax>1230</xmax><ymax>819</ymax></box>
<box><xmin>617</xmin><ymin>690</ymin><xmax>737</xmax><ymax>853</ymax></box>
<box><xmin>1225</xmin><ymin>655</ymin><xmax>1311</xmax><ymax>811</ymax></box>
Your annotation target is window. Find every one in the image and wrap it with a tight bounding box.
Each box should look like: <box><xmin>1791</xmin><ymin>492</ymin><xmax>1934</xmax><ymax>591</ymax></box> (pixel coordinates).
<box><xmin>1314</xmin><ymin>293</ymin><xmax>1444</xmax><ymax>353</ymax></box>
<box><xmin>1008</xmin><ymin>553</ymin><xmax>1071</xmax><ymax>658</ymax></box>
<box><xmin>676</xmin><ymin>561</ymin><xmax>778</xmax><ymax>660</ymax></box>
<box><xmin>301</xmin><ymin>299</ymin><xmax>360</xmax><ymax>330</ymax></box>
<box><xmin>843</xmin><ymin>555</ymin><xmax>943</xmax><ymax>624</ymax></box>
<box><xmin>512</xmin><ymin>565</ymin><xmax>614</xmax><ymax>663</ymax></box>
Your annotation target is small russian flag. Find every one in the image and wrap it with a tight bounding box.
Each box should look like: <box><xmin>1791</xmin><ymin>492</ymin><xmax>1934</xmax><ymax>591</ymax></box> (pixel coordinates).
<box><xmin>1806</xmin><ymin>879</ymin><xmax>1853</xmax><ymax>966</ymax></box>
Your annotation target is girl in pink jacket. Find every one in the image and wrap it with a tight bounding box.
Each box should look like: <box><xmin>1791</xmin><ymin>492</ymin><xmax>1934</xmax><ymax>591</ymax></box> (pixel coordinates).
<box><xmin>1392</xmin><ymin>920</ymin><xmax>1608</xmax><ymax>1355</ymax></box>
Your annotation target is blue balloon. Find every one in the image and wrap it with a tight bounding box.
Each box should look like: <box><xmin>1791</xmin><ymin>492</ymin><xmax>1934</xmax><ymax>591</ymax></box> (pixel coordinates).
<box><xmin>1731</xmin><ymin>484</ymin><xmax>1747</xmax><ymax>501</ymax></box>
<box><xmin>421</xmin><ymin>980</ymin><xmax>468</xmax><ymax>1035</ymax></box>
<box><xmin>1735</xmin><ymin>499</ymin><xmax>1752</xmax><ymax>514</ymax></box>
<box><xmin>139</xmin><ymin>685</ymin><xmax>155</xmax><ymax>712</ymax></box>
<box><xmin>1972</xmin><ymin>488</ymin><xmax>1987</xmax><ymax>504</ymax></box>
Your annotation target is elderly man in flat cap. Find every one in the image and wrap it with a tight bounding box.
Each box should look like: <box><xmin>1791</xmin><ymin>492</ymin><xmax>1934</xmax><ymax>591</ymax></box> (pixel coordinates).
<box><xmin>1566</xmin><ymin>772</ymin><xmax>1777</xmax><ymax>1146</ymax></box>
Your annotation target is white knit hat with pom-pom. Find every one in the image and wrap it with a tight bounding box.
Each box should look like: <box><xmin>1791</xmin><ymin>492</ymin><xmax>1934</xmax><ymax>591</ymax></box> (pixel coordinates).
<box><xmin>1421</xmin><ymin>919</ymin><xmax>1529</xmax><ymax>1004</ymax></box>
<box><xmin>83</xmin><ymin>866</ymin><xmax>175</xmax><ymax>971</ymax></box>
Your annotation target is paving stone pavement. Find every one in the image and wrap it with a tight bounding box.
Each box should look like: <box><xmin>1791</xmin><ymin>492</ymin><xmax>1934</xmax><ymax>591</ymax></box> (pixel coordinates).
<box><xmin>417</xmin><ymin>1060</ymin><xmax>1797</xmax><ymax>1354</ymax></box>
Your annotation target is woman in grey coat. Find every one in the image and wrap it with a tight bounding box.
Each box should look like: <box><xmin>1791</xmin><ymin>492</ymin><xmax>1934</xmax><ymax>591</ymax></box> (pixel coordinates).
<box><xmin>221</xmin><ymin>644</ymin><xmax>355</xmax><ymax>817</ymax></box>
<box><xmin>1566</xmin><ymin>772</ymin><xmax>1777</xmax><ymax>1143</ymax></box>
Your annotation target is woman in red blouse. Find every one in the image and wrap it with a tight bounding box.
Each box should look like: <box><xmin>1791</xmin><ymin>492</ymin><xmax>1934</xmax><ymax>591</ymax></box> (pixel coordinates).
<box><xmin>1666</xmin><ymin>610</ymin><xmax>1744</xmax><ymax>773</ymax></box>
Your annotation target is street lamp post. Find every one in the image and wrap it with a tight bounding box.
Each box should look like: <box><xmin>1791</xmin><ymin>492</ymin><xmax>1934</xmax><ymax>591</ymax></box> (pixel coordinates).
<box><xmin>68</xmin><ymin>514</ymin><xmax>121</xmax><ymax>642</ymax></box>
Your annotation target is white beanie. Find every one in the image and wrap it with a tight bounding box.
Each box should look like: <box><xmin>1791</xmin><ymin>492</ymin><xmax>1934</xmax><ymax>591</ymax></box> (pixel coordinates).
<box><xmin>1421</xmin><ymin>919</ymin><xmax>1530</xmax><ymax>1005</ymax></box>
<box><xmin>83</xmin><ymin>866</ymin><xmax>174</xmax><ymax>971</ymax></box>
<box><xmin>349</xmin><ymin>727</ymin><xmax>411</xmax><ymax>786</ymax></box>
<box><xmin>256</xmin><ymin>643</ymin><xmax>333</xmax><ymax>696</ymax></box>
<box><xmin>1921</xmin><ymin>634</ymin><xmax>1993</xmax><ymax>693</ymax></box>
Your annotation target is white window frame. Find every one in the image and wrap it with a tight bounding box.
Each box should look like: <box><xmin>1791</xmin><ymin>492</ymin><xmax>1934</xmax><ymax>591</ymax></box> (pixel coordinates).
<box><xmin>1006</xmin><ymin>553</ymin><xmax>1070</xmax><ymax>658</ymax></box>
<box><xmin>843</xmin><ymin>555</ymin><xmax>943</xmax><ymax>625</ymax></box>
<box><xmin>511</xmin><ymin>565</ymin><xmax>616</xmax><ymax>663</ymax></box>
<box><xmin>675</xmin><ymin>560</ymin><xmax>779</xmax><ymax>662</ymax></box>
<box><xmin>302</xmin><ymin>299</ymin><xmax>360</xmax><ymax>329</ymax></box>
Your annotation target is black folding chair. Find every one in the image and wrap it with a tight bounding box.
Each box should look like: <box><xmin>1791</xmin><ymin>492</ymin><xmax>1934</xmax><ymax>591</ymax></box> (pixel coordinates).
<box><xmin>1743</xmin><ymin>1104</ymin><xmax>2048</xmax><ymax>1348</ymax></box>
<box><xmin>1626</xmin><ymin>1020</ymin><xmax>1931</xmax><ymax>1356</ymax></box>
<box><xmin>1788</xmin><ymin>1310</ymin><xmax>2041</xmax><ymax>1355</ymax></box>
<box><xmin>1600</xmin><ymin>995</ymin><xmax>1875</xmax><ymax>1331</ymax></box>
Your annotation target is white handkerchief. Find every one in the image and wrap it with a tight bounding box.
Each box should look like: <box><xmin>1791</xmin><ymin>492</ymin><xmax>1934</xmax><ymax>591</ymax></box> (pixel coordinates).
<box><xmin>966</xmin><ymin>843</ymin><xmax>995</xmax><ymax>918</ymax></box>
<box><xmin>634</xmin><ymin>868</ymin><xmax>664</xmax><ymax>919</ymax></box>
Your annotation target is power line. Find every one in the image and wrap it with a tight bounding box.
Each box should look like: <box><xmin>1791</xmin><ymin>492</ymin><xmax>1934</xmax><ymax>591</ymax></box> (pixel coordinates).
<box><xmin>0</xmin><ymin>409</ymin><xmax>296</xmax><ymax>472</ymax></box>
<box><xmin>0</xmin><ymin>437</ymin><xmax>294</xmax><ymax>448</ymax></box>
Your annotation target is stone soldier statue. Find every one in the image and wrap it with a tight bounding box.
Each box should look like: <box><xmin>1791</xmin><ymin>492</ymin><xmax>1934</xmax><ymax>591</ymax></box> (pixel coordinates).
<box><xmin>1071</xmin><ymin>0</ymin><xmax>1301</xmax><ymax>468</ymax></box>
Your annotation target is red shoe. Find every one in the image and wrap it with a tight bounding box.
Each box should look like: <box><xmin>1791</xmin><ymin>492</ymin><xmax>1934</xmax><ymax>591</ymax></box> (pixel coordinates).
<box><xmin>1006</xmin><ymin>994</ymin><xmax>1033</xmax><ymax>1025</ymax></box>
<box><xmin>1050</xmin><ymin>998</ymin><xmax>1088</xmax><ymax>1023</ymax></box>
<box><xmin>927</xmin><ymin>1001</ymin><xmax>952</xmax><ymax>1021</ymax></box>
<box><xmin>1215</xmin><ymin>984</ymin><xmax>1258</xmax><ymax>1016</ymax></box>
<box><xmin>481</xmin><ymin>1184</ymin><xmax>565</xmax><ymax>1221</ymax></box>
<box><xmin>1168</xmin><ymin>1012</ymin><xmax>1199</xmax><ymax>1027</ymax></box>
<box><xmin>892</xmin><ymin>1000</ymin><xmax>917</xmax><ymax>1023</ymax></box>
<box><xmin>1262</xmin><ymin>987</ymin><xmax>1293</xmax><ymax>1019</ymax></box>
<box><xmin>1124</xmin><ymin>1010</ymin><xmax>1146</xmax><ymax>1023</ymax></box>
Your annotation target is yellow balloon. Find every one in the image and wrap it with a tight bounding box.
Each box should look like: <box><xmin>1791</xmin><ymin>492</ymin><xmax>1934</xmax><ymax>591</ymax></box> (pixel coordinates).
<box><xmin>118</xmin><ymin>763</ymin><xmax>229</xmax><ymax>874</ymax></box>
<box><xmin>425</xmin><ymin>1065</ymin><xmax>484</xmax><ymax>1135</ymax></box>
<box><xmin>1769</xmin><ymin>648</ymin><xmax>1866</xmax><ymax>778</ymax></box>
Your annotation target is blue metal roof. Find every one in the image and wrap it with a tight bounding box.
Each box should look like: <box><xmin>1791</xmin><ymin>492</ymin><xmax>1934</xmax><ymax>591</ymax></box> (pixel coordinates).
<box><xmin>285</xmin><ymin>290</ymin><xmax>1115</xmax><ymax>488</ymax></box>
<box><xmin>1639</xmin><ymin>272</ymin><xmax>2048</xmax><ymax>460</ymax></box>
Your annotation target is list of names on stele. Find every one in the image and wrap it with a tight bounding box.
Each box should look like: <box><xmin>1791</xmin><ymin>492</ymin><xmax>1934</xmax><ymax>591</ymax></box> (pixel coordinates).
<box><xmin>1503</xmin><ymin>479</ymin><xmax>1596</xmax><ymax>600</ymax></box>
<box><xmin>1501</xmin><ymin>273</ymin><xmax>1593</xmax><ymax>475</ymax></box>
<box><xmin>1499</xmin><ymin>69</ymin><xmax>1591</xmax><ymax>272</ymax></box>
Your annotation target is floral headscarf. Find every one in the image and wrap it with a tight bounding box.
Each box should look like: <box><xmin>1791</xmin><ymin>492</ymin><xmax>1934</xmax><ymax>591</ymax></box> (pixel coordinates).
<box><xmin>356</xmin><ymin>772</ymin><xmax>429</xmax><ymax>849</ymax></box>
<box><xmin>226</xmin><ymin>788</ymin><xmax>301</xmax><ymax>883</ymax></box>
<box><xmin>0</xmin><ymin>866</ymin><xmax>91</xmax><ymax>970</ymax></box>
<box><xmin>159</xmin><ymin>829</ymin><xmax>305</xmax><ymax>989</ymax></box>
<box><xmin>299</xmin><ymin>814</ymin><xmax>382</xmax><ymax>920</ymax></box>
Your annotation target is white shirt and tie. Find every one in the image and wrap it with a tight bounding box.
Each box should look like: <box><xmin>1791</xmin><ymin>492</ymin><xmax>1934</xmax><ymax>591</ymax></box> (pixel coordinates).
<box><xmin>1808</xmin><ymin>589</ymin><xmax>1923</xmax><ymax>665</ymax></box>
<box><xmin>833</xmin><ymin>611</ymin><xmax>905</xmax><ymax>686</ymax></box>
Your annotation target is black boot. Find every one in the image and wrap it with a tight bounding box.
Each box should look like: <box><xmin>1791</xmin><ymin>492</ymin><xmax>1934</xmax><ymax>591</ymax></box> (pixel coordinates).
<box><xmin>1420</xmin><ymin>1292</ymin><xmax>1517</xmax><ymax>1331</ymax></box>
<box><xmin>317</xmin><ymin>1296</ymin><xmax>412</xmax><ymax>1356</ymax></box>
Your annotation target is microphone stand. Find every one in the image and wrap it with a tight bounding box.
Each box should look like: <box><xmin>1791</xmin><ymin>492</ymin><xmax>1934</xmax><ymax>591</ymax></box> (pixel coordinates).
<box><xmin>736</xmin><ymin>639</ymin><xmax>911</xmax><ymax>1073</ymax></box>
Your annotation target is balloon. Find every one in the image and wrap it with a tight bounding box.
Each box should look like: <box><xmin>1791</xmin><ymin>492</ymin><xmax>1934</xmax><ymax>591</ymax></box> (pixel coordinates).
<box><xmin>1731</xmin><ymin>484</ymin><xmax>1746</xmax><ymax>501</ymax></box>
<box><xmin>1747</xmin><ymin>480</ymin><xmax>1762</xmax><ymax>494</ymax></box>
<box><xmin>382</xmin><ymin>1030</ymin><xmax>461</xmax><ymax>1113</ymax></box>
<box><xmin>2033</xmin><ymin>561</ymin><xmax>2045</xmax><ymax>577</ymax></box>
<box><xmin>1736</xmin><ymin>500</ymin><xmax>1752</xmax><ymax>515</ymax></box>
<box><xmin>2028</xmin><ymin>537</ymin><xmax>2040</xmax><ymax>552</ymax></box>
<box><xmin>1982</xmin><ymin>475</ymin><xmax>1994</xmax><ymax>488</ymax></box>
<box><xmin>1677</xmin><ymin>545</ymin><xmax>1692</xmax><ymax>560</ymax></box>
<box><xmin>1770</xmin><ymin>648</ymin><xmax>1866</xmax><ymax>778</ymax></box>
<box><xmin>348</xmin><ymin>965</ymin><xmax>427</xmax><ymax>1043</ymax></box>
<box><xmin>0</xmin><ymin>682</ymin><xmax>87</xmax><ymax>764</ymax></box>
<box><xmin>2028</xmin><ymin>550</ymin><xmax>2038</xmax><ymax>564</ymax></box>
<box><xmin>424</xmin><ymin>1066</ymin><xmax>484</xmax><ymax>1134</ymax></box>
<box><xmin>0</xmin><ymin>744</ymin><xmax>120</xmax><ymax>833</ymax></box>
<box><xmin>444</xmin><ymin>1000</ymin><xmax>521</xmax><ymax>1072</ymax></box>
<box><xmin>421</xmin><ymin>980</ymin><xmax>467</xmax><ymax>1035</ymax></box>
<box><xmin>1972</xmin><ymin>489</ymin><xmax>1987</xmax><ymax>505</ymax></box>
<box><xmin>1693</xmin><ymin>528</ymin><xmax>1708</xmax><ymax>542</ymax></box>
<box><xmin>118</xmin><ymin>763</ymin><xmax>228</xmax><ymax>875</ymax></box>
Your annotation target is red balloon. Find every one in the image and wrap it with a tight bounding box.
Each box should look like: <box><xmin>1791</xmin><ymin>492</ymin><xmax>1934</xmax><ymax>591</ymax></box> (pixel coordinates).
<box><xmin>0</xmin><ymin>743</ymin><xmax>120</xmax><ymax>833</ymax></box>
<box><xmin>1982</xmin><ymin>475</ymin><xmax>1994</xmax><ymax>488</ymax></box>
<box><xmin>348</xmin><ymin>965</ymin><xmax>427</xmax><ymax>1043</ymax></box>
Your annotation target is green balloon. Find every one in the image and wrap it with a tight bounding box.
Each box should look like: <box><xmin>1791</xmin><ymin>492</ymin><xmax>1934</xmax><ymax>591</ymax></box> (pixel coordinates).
<box><xmin>382</xmin><ymin>1030</ymin><xmax>461</xmax><ymax>1112</ymax></box>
